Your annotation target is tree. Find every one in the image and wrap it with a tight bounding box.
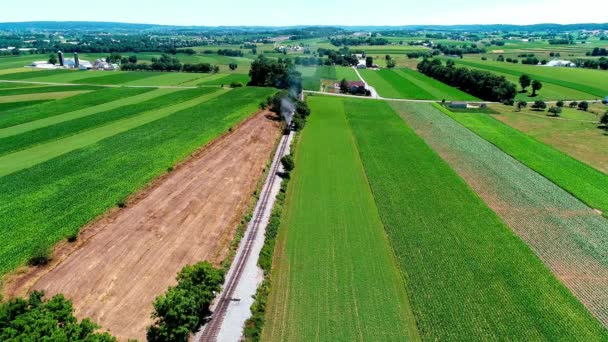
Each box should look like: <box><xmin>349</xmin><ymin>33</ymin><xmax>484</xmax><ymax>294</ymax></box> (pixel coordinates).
<box><xmin>519</xmin><ymin>74</ymin><xmax>532</xmax><ymax>93</ymax></box>
<box><xmin>128</xmin><ymin>55</ymin><xmax>138</xmax><ymax>64</ymax></box>
<box><xmin>48</xmin><ymin>54</ymin><xmax>57</xmax><ymax>65</ymax></box>
<box><xmin>569</xmin><ymin>101</ymin><xmax>578</xmax><ymax>108</ymax></box>
<box><xmin>386</xmin><ymin>59</ymin><xmax>396</xmax><ymax>68</ymax></box>
<box><xmin>548</xmin><ymin>106</ymin><xmax>562</xmax><ymax>117</ymax></box>
<box><xmin>578</xmin><ymin>101</ymin><xmax>589</xmax><ymax>111</ymax></box>
<box><xmin>106</xmin><ymin>53</ymin><xmax>122</xmax><ymax>64</ymax></box>
<box><xmin>531</xmin><ymin>80</ymin><xmax>543</xmax><ymax>96</ymax></box>
<box><xmin>0</xmin><ymin>291</ymin><xmax>116</xmax><ymax>341</ymax></box>
<box><xmin>600</xmin><ymin>112</ymin><xmax>608</xmax><ymax>130</ymax></box>
<box><xmin>339</xmin><ymin>78</ymin><xmax>349</xmax><ymax>93</ymax></box>
<box><xmin>229</xmin><ymin>63</ymin><xmax>238</xmax><ymax>71</ymax></box>
<box><xmin>147</xmin><ymin>262</ymin><xmax>224</xmax><ymax>342</ymax></box>
<box><xmin>556</xmin><ymin>100</ymin><xmax>564</xmax><ymax>108</ymax></box>
<box><xmin>517</xmin><ymin>100</ymin><xmax>527</xmax><ymax>111</ymax></box>
<box><xmin>366</xmin><ymin>56</ymin><xmax>373</xmax><ymax>67</ymax></box>
<box><xmin>281</xmin><ymin>155</ymin><xmax>294</xmax><ymax>173</ymax></box>
<box><xmin>531</xmin><ymin>100</ymin><xmax>547</xmax><ymax>111</ymax></box>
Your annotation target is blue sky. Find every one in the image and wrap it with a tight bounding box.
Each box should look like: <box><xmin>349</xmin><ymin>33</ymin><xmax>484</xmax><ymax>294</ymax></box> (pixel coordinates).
<box><xmin>0</xmin><ymin>0</ymin><xmax>605</xmax><ymax>26</ymax></box>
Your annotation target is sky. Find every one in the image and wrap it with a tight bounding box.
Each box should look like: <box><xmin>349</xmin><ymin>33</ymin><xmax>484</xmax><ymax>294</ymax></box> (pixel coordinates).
<box><xmin>0</xmin><ymin>0</ymin><xmax>606</xmax><ymax>26</ymax></box>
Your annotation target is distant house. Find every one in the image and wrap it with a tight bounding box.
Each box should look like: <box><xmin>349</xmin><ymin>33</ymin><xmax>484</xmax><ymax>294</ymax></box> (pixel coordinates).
<box><xmin>356</xmin><ymin>63</ymin><xmax>367</xmax><ymax>69</ymax></box>
<box><xmin>449</xmin><ymin>102</ymin><xmax>468</xmax><ymax>109</ymax></box>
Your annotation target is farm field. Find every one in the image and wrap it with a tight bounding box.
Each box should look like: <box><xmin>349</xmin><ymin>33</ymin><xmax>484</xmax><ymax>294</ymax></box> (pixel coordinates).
<box><xmin>359</xmin><ymin>68</ymin><xmax>479</xmax><ymax>100</ymax></box>
<box><xmin>438</xmin><ymin>104</ymin><xmax>608</xmax><ymax>214</ymax></box>
<box><xmin>0</xmin><ymin>86</ymin><xmax>275</xmax><ymax>279</ymax></box>
<box><xmin>455</xmin><ymin>58</ymin><xmax>608</xmax><ymax>99</ymax></box>
<box><xmin>392</xmin><ymin>101</ymin><xmax>608</xmax><ymax>327</ymax></box>
<box><xmin>0</xmin><ymin>87</ymin><xmax>150</xmax><ymax>129</ymax></box>
<box><xmin>6</xmin><ymin>110</ymin><xmax>281</xmax><ymax>341</ymax></box>
<box><xmin>263</xmin><ymin>96</ymin><xmax>420</xmax><ymax>342</ymax></box>
<box><xmin>344</xmin><ymin>97</ymin><xmax>607</xmax><ymax>339</ymax></box>
<box><xmin>0</xmin><ymin>88</ymin><xmax>219</xmax><ymax>156</ymax></box>
<box><xmin>298</xmin><ymin>65</ymin><xmax>359</xmax><ymax>91</ymax></box>
<box><xmin>490</xmin><ymin>104</ymin><xmax>608</xmax><ymax>174</ymax></box>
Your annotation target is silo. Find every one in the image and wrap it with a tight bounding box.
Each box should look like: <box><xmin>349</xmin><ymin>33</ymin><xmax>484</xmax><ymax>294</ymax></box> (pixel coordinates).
<box><xmin>58</xmin><ymin>51</ymin><xmax>64</xmax><ymax>67</ymax></box>
<box><xmin>74</xmin><ymin>52</ymin><xmax>80</xmax><ymax>69</ymax></box>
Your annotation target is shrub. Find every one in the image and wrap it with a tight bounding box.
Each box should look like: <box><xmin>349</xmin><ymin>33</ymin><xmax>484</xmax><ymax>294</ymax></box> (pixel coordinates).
<box><xmin>147</xmin><ymin>262</ymin><xmax>224</xmax><ymax>342</ymax></box>
<box><xmin>230</xmin><ymin>82</ymin><xmax>243</xmax><ymax>88</ymax></box>
<box><xmin>548</xmin><ymin>106</ymin><xmax>562</xmax><ymax>117</ymax></box>
<box><xmin>531</xmin><ymin>100</ymin><xmax>547</xmax><ymax>111</ymax></box>
<box><xmin>556</xmin><ymin>100</ymin><xmax>564</xmax><ymax>108</ymax></box>
<box><xmin>569</xmin><ymin>101</ymin><xmax>578</xmax><ymax>108</ymax></box>
<box><xmin>578</xmin><ymin>101</ymin><xmax>589</xmax><ymax>111</ymax></box>
<box><xmin>281</xmin><ymin>155</ymin><xmax>295</xmax><ymax>173</ymax></box>
<box><xmin>28</xmin><ymin>243</ymin><xmax>51</xmax><ymax>266</ymax></box>
<box><xmin>66</xmin><ymin>231</ymin><xmax>79</xmax><ymax>243</ymax></box>
<box><xmin>0</xmin><ymin>291</ymin><xmax>116</xmax><ymax>341</ymax></box>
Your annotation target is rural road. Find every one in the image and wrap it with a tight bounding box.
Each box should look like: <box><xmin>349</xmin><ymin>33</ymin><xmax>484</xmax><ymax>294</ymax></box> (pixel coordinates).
<box><xmin>196</xmin><ymin>131</ymin><xmax>294</xmax><ymax>342</ymax></box>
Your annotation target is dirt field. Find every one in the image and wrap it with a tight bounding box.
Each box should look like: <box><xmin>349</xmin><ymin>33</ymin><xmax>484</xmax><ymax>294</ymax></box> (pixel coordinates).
<box><xmin>5</xmin><ymin>111</ymin><xmax>281</xmax><ymax>341</ymax></box>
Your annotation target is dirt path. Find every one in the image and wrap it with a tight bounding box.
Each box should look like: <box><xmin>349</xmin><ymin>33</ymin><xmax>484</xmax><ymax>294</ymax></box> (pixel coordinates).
<box><xmin>5</xmin><ymin>111</ymin><xmax>281</xmax><ymax>341</ymax></box>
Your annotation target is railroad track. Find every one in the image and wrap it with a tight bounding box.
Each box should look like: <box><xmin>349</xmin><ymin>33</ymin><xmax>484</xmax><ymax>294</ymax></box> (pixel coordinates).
<box><xmin>198</xmin><ymin>132</ymin><xmax>291</xmax><ymax>342</ymax></box>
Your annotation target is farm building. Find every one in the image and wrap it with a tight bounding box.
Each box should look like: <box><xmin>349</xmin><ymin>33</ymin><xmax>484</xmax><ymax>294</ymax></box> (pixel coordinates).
<box><xmin>545</xmin><ymin>60</ymin><xmax>576</xmax><ymax>67</ymax></box>
<box><xmin>357</xmin><ymin>63</ymin><xmax>367</xmax><ymax>69</ymax></box>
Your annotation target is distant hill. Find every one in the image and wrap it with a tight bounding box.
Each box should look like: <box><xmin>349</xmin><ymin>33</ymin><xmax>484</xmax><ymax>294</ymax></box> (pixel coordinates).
<box><xmin>0</xmin><ymin>21</ymin><xmax>606</xmax><ymax>33</ymax></box>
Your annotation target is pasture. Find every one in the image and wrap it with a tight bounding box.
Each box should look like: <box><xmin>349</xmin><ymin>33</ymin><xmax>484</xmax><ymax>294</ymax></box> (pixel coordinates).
<box><xmin>0</xmin><ymin>86</ymin><xmax>274</xmax><ymax>278</ymax></box>
<box><xmin>490</xmin><ymin>104</ymin><xmax>608</xmax><ymax>174</ymax></box>
<box><xmin>456</xmin><ymin>58</ymin><xmax>608</xmax><ymax>99</ymax></box>
<box><xmin>359</xmin><ymin>68</ymin><xmax>478</xmax><ymax>100</ymax></box>
<box><xmin>263</xmin><ymin>96</ymin><xmax>420</xmax><ymax>342</ymax></box>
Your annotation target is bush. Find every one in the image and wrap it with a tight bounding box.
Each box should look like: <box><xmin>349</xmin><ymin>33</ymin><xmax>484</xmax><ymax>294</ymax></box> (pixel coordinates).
<box><xmin>0</xmin><ymin>291</ymin><xmax>116</xmax><ymax>341</ymax></box>
<box><xmin>28</xmin><ymin>243</ymin><xmax>51</xmax><ymax>266</ymax></box>
<box><xmin>556</xmin><ymin>100</ymin><xmax>564</xmax><ymax>108</ymax></box>
<box><xmin>66</xmin><ymin>231</ymin><xmax>79</xmax><ymax>243</ymax></box>
<box><xmin>281</xmin><ymin>155</ymin><xmax>295</xmax><ymax>173</ymax></box>
<box><xmin>578</xmin><ymin>101</ymin><xmax>589</xmax><ymax>111</ymax></box>
<box><xmin>230</xmin><ymin>82</ymin><xmax>243</xmax><ymax>88</ymax></box>
<box><xmin>531</xmin><ymin>100</ymin><xmax>547</xmax><ymax>111</ymax></box>
<box><xmin>569</xmin><ymin>101</ymin><xmax>578</xmax><ymax>108</ymax></box>
<box><xmin>147</xmin><ymin>262</ymin><xmax>224</xmax><ymax>342</ymax></box>
<box><xmin>548</xmin><ymin>106</ymin><xmax>562</xmax><ymax>117</ymax></box>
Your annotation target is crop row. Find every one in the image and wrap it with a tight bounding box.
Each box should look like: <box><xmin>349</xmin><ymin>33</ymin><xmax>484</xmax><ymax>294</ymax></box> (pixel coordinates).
<box><xmin>262</xmin><ymin>96</ymin><xmax>419</xmax><ymax>341</ymax></box>
<box><xmin>0</xmin><ymin>87</ymin><xmax>149</xmax><ymax>129</ymax></box>
<box><xmin>0</xmin><ymin>88</ymin><xmax>218</xmax><ymax>156</ymax></box>
<box><xmin>345</xmin><ymin>98</ymin><xmax>607</xmax><ymax>339</ymax></box>
<box><xmin>391</xmin><ymin>100</ymin><xmax>608</xmax><ymax>329</ymax></box>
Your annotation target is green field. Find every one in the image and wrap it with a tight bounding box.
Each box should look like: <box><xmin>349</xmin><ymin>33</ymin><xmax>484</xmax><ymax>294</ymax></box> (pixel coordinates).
<box><xmin>456</xmin><ymin>58</ymin><xmax>608</xmax><ymax>99</ymax></box>
<box><xmin>343</xmin><ymin>98</ymin><xmax>607</xmax><ymax>339</ymax></box>
<box><xmin>263</xmin><ymin>96</ymin><xmax>420</xmax><ymax>341</ymax></box>
<box><xmin>0</xmin><ymin>87</ymin><xmax>150</xmax><ymax>129</ymax></box>
<box><xmin>393</xmin><ymin>101</ymin><xmax>608</xmax><ymax>328</ymax></box>
<box><xmin>438</xmin><ymin>104</ymin><xmax>608</xmax><ymax>215</ymax></box>
<box><xmin>0</xmin><ymin>88</ymin><xmax>222</xmax><ymax>156</ymax></box>
<box><xmin>491</xmin><ymin>105</ymin><xmax>608</xmax><ymax>174</ymax></box>
<box><xmin>359</xmin><ymin>68</ymin><xmax>479</xmax><ymax>100</ymax></box>
<box><xmin>0</xmin><ymin>87</ymin><xmax>275</xmax><ymax>277</ymax></box>
<box><xmin>298</xmin><ymin>66</ymin><xmax>359</xmax><ymax>91</ymax></box>
<box><xmin>0</xmin><ymin>85</ymin><xmax>100</xmax><ymax>96</ymax></box>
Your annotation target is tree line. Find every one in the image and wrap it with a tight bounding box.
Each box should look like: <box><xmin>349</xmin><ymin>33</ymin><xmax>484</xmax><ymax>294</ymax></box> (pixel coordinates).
<box><xmin>119</xmin><ymin>54</ymin><xmax>220</xmax><ymax>73</ymax></box>
<box><xmin>418</xmin><ymin>59</ymin><xmax>517</xmax><ymax>102</ymax></box>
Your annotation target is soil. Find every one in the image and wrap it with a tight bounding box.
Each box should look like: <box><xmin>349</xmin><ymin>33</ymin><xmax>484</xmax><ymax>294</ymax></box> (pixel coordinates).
<box><xmin>3</xmin><ymin>110</ymin><xmax>281</xmax><ymax>341</ymax></box>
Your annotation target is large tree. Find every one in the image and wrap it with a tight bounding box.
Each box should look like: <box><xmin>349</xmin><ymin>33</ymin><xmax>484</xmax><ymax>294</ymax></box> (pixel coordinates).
<box><xmin>531</xmin><ymin>80</ymin><xmax>543</xmax><ymax>96</ymax></box>
<box><xmin>519</xmin><ymin>74</ymin><xmax>531</xmax><ymax>92</ymax></box>
<box><xmin>248</xmin><ymin>55</ymin><xmax>302</xmax><ymax>93</ymax></box>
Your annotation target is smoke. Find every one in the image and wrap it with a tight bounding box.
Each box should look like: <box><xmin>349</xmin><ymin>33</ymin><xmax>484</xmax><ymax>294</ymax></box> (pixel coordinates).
<box><xmin>280</xmin><ymin>97</ymin><xmax>295</xmax><ymax>126</ymax></box>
